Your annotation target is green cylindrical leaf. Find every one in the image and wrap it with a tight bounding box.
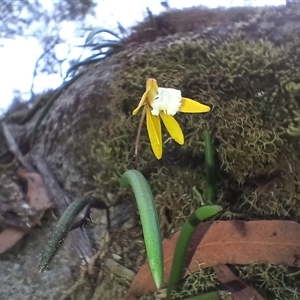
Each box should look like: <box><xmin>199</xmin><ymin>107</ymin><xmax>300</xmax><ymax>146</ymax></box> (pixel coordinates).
<box><xmin>39</xmin><ymin>195</ymin><xmax>92</xmax><ymax>272</ymax></box>
<box><xmin>167</xmin><ymin>205</ymin><xmax>222</xmax><ymax>299</ymax></box>
<box><xmin>120</xmin><ymin>169</ymin><xmax>163</xmax><ymax>289</ymax></box>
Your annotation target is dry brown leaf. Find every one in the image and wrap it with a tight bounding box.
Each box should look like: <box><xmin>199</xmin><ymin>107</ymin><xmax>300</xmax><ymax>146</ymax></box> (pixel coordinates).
<box><xmin>18</xmin><ymin>168</ymin><xmax>52</xmax><ymax>225</ymax></box>
<box><xmin>0</xmin><ymin>169</ymin><xmax>52</xmax><ymax>254</ymax></box>
<box><xmin>213</xmin><ymin>264</ymin><xmax>266</xmax><ymax>300</ymax></box>
<box><xmin>0</xmin><ymin>225</ymin><xmax>30</xmax><ymax>254</ymax></box>
<box><xmin>126</xmin><ymin>220</ymin><xmax>300</xmax><ymax>298</ymax></box>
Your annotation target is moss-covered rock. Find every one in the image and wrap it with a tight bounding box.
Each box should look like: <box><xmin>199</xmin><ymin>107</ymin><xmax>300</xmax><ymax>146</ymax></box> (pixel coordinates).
<box><xmin>3</xmin><ymin>4</ymin><xmax>300</xmax><ymax>300</ymax></box>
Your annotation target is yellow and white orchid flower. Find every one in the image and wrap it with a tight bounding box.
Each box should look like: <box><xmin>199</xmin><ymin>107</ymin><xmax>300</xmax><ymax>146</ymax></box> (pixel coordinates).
<box><xmin>133</xmin><ymin>78</ymin><xmax>211</xmax><ymax>159</ymax></box>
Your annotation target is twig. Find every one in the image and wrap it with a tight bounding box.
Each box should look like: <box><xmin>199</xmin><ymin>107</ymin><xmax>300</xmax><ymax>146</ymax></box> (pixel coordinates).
<box><xmin>2</xmin><ymin>122</ymin><xmax>34</xmax><ymax>172</ymax></box>
<box><xmin>32</xmin><ymin>153</ymin><xmax>93</xmax><ymax>265</ymax></box>
<box><xmin>58</xmin><ymin>266</ymin><xmax>90</xmax><ymax>300</ymax></box>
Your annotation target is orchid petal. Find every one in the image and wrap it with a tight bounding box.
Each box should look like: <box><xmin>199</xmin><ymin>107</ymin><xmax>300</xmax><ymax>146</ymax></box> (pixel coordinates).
<box><xmin>132</xmin><ymin>78</ymin><xmax>159</xmax><ymax>115</ymax></box>
<box><xmin>133</xmin><ymin>91</ymin><xmax>147</xmax><ymax>115</ymax></box>
<box><xmin>179</xmin><ymin>98</ymin><xmax>210</xmax><ymax>113</ymax></box>
<box><xmin>146</xmin><ymin>106</ymin><xmax>162</xmax><ymax>159</ymax></box>
<box><xmin>146</xmin><ymin>78</ymin><xmax>159</xmax><ymax>106</ymax></box>
<box><xmin>160</xmin><ymin>112</ymin><xmax>184</xmax><ymax>145</ymax></box>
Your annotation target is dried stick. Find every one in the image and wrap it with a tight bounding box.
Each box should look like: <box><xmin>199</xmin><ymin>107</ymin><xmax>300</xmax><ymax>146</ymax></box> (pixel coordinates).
<box><xmin>2</xmin><ymin>122</ymin><xmax>34</xmax><ymax>172</ymax></box>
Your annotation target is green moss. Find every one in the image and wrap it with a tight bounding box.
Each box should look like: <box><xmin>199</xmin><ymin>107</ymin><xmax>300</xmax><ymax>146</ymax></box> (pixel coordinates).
<box><xmin>88</xmin><ymin>27</ymin><xmax>300</xmax><ymax>221</ymax></box>
<box><xmin>90</xmin><ymin>34</ymin><xmax>300</xmax><ymax>187</ymax></box>
<box><xmin>171</xmin><ymin>264</ymin><xmax>300</xmax><ymax>300</ymax></box>
<box><xmin>285</xmin><ymin>82</ymin><xmax>300</xmax><ymax>96</ymax></box>
<box><xmin>150</xmin><ymin>165</ymin><xmax>206</xmax><ymax>232</ymax></box>
<box><xmin>172</xmin><ymin>268</ymin><xmax>218</xmax><ymax>300</ymax></box>
<box><xmin>237</xmin><ymin>264</ymin><xmax>300</xmax><ymax>299</ymax></box>
<box><xmin>85</xmin><ymin>13</ymin><xmax>300</xmax><ymax>299</ymax></box>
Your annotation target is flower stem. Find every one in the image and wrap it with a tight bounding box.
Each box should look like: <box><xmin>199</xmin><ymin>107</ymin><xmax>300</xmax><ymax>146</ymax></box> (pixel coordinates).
<box><xmin>134</xmin><ymin>105</ymin><xmax>146</xmax><ymax>166</ymax></box>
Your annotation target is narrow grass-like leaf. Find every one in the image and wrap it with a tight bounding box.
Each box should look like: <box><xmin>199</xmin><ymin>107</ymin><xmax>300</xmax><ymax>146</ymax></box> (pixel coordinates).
<box><xmin>65</xmin><ymin>42</ymin><xmax>122</xmax><ymax>77</ymax></box>
<box><xmin>167</xmin><ymin>205</ymin><xmax>222</xmax><ymax>299</ymax></box>
<box><xmin>39</xmin><ymin>195</ymin><xmax>95</xmax><ymax>272</ymax></box>
<box><xmin>90</xmin><ymin>41</ymin><xmax>123</xmax><ymax>50</ymax></box>
<box><xmin>78</xmin><ymin>40</ymin><xmax>121</xmax><ymax>48</ymax></box>
<box><xmin>120</xmin><ymin>169</ymin><xmax>163</xmax><ymax>289</ymax></box>
<box><xmin>85</xmin><ymin>27</ymin><xmax>121</xmax><ymax>44</ymax></box>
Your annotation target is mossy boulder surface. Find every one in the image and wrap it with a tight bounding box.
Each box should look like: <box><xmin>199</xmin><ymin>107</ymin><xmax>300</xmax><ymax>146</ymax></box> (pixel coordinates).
<box><xmin>88</xmin><ymin>6</ymin><xmax>300</xmax><ymax>220</ymax></box>
<box><xmin>1</xmin><ymin>4</ymin><xmax>300</xmax><ymax>300</ymax></box>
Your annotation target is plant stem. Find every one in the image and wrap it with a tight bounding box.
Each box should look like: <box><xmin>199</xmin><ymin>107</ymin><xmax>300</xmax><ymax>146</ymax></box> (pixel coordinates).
<box><xmin>167</xmin><ymin>205</ymin><xmax>222</xmax><ymax>299</ymax></box>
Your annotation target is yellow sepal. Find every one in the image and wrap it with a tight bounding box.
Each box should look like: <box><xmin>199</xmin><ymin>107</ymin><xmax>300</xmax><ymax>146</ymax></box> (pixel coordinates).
<box><xmin>133</xmin><ymin>78</ymin><xmax>159</xmax><ymax>115</ymax></box>
<box><xmin>146</xmin><ymin>106</ymin><xmax>162</xmax><ymax>159</ymax></box>
<box><xmin>133</xmin><ymin>91</ymin><xmax>147</xmax><ymax>115</ymax></box>
<box><xmin>160</xmin><ymin>112</ymin><xmax>184</xmax><ymax>145</ymax></box>
<box><xmin>179</xmin><ymin>98</ymin><xmax>210</xmax><ymax>113</ymax></box>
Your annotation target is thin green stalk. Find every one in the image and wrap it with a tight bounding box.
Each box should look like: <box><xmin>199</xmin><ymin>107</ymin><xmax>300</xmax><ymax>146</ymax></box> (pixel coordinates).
<box><xmin>167</xmin><ymin>205</ymin><xmax>222</xmax><ymax>299</ymax></box>
<box><xmin>120</xmin><ymin>169</ymin><xmax>163</xmax><ymax>289</ymax></box>
<box><xmin>203</xmin><ymin>129</ymin><xmax>216</xmax><ymax>205</ymax></box>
